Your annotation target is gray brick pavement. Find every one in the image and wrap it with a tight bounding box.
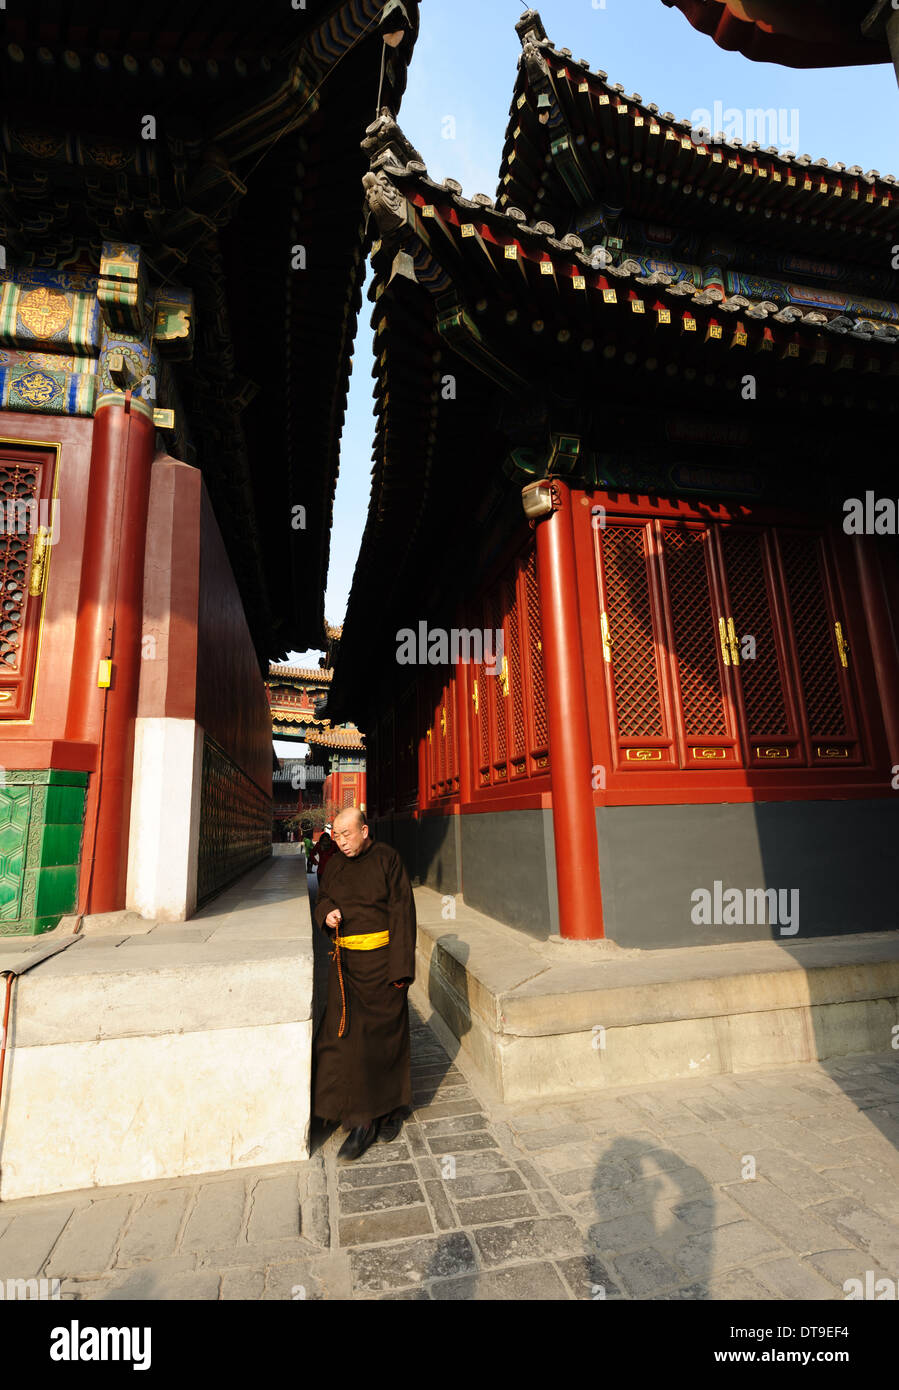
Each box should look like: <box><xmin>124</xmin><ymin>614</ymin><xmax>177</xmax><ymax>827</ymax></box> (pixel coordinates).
<box><xmin>2</xmin><ymin>1004</ymin><xmax>898</xmax><ymax>1301</ymax></box>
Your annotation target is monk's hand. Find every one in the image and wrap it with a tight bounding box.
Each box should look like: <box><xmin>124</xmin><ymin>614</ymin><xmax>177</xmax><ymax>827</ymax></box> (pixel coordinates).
<box><xmin>325</xmin><ymin>909</ymin><xmax>342</xmax><ymax>929</ymax></box>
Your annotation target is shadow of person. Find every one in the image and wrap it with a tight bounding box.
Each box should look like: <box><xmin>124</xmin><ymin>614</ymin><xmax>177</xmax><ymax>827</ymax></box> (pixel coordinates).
<box><xmin>579</xmin><ymin>1137</ymin><xmax>716</xmax><ymax>1300</ymax></box>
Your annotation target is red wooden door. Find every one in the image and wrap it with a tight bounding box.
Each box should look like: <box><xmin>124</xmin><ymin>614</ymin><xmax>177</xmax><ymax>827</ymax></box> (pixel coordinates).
<box><xmin>0</xmin><ymin>443</ymin><xmax>57</xmax><ymax>720</ymax></box>
<box><xmin>773</xmin><ymin>528</ymin><xmax>864</xmax><ymax>766</ymax></box>
<box><xmin>595</xmin><ymin>518</ymin><xmax>678</xmax><ymax>769</ymax></box>
<box><xmin>657</xmin><ymin>519</ymin><xmax>742</xmax><ymax>769</ymax></box>
<box><xmin>596</xmin><ymin>511</ymin><xmax>869</xmax><ymax>776</ymax></box>
<box><xmin>714</xmin><ymin>524</ymin><xmax>803</xmax><ymax>768</ymax></box>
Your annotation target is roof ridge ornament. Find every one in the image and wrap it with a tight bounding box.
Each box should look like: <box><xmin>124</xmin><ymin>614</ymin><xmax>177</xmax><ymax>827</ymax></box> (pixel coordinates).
<box><xmin>362</xmin><ymin>170</ymin><xmax>408</xmax><ymax>236</ymax></box>
<box><xmin>521</xmin><ymin>37</ymin><xmax>550</xmax><ymax>82</ymax></box>
<box><xmin>516</xmin><ymin>10</ymin><xmax>548</xmax><ymax>45</ymax></box>
<box><xmin>362</xmin><ymin>109</ymin><xmax>425</xmax><ymax>172</ymax></box>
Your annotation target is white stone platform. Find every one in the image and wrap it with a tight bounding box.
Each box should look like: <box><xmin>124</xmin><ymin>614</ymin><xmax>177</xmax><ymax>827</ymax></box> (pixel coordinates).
<box><xmin>410</xmin><ymin>888</ymin><xmax>899</xmax><ymax>1105</ymax></box>
<box><xmin>0</xmin><ymin>855</ymin><xmax>313</xmax><ymax>1201</ymax></box>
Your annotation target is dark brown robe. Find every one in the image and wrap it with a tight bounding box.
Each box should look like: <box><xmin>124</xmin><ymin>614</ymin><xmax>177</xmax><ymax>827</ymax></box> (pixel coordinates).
<box><xmin>311</xmin><ymin>838</ymin><xmax>416</xmax><ymax>1128</ymax></box>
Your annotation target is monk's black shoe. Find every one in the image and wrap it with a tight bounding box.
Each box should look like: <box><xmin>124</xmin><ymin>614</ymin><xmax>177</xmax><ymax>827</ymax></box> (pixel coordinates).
<box><xmin>337</xmin><ymin>1120</ymin><xmax>379</xmax><ymax>1162</ymax></box>
<box><xmin>377</xmin><ymin>1109</ymin><xmax>405</xmax><ymax>1143</ymax></box>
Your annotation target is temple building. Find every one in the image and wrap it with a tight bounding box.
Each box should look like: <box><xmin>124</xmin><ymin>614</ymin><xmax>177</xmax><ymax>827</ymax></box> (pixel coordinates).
<box><xmin>328</xmin><ymin>8</ymin><xmax>899</xmax><ymax>957</ymax></box>
<box><xmin>267</xmin><ymin>659</ymin><xmax>366</xmax><ymax>821</ymax></box>
<box><xmin>272</xmin><ymin>759</ymin><xmax>306</xmax><ymax>838</ymax></box>
<box><xmin>0</xmin><ymin>1</ymin><xmax>418</xmax><ymax>931</ymax></box>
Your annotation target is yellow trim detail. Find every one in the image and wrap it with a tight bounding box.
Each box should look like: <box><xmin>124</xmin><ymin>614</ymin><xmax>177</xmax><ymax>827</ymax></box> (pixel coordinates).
<box><xmin>338</xmin><ymin>931</ymin><xmax>389</xmax><ymax>951</ymax></box>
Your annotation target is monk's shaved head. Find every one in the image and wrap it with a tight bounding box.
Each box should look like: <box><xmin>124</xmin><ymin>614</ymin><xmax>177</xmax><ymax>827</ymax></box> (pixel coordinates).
<box><xmin>332</xmin><ymin>807</ymin><xmax>369</xmax><ymax>856</ymax></box>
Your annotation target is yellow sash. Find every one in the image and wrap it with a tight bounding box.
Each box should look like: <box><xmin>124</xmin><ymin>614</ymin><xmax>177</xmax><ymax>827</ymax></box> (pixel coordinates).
<box><xmin>338</xmin><ymin>931</ymin><xmax>389</xmax><ymax>951</ymax></box>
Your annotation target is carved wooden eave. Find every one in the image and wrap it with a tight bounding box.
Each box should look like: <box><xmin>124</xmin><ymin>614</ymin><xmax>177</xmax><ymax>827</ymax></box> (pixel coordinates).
<box><xmin>0</xmin><ymin>1</ymin><xmax>423</xmax><ymax>663</ymax></box>
<box><xmin>497</xmin><ymin>9</ymin><xmax>899</xmax><ymax>269</ymax></box>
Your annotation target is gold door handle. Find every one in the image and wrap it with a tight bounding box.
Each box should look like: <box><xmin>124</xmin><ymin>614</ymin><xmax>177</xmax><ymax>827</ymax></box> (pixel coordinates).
<box><xmin>28</xmin><ymin>526</ymin><xmax>51</xmax><ymax>597</ymax></box>
<box><xmin>718</xmin><ymin>616</ymin><xmax>731</xmax><ymax>666</ymax></box>
<box><xmin>500</xmin><ymin>656</ymin><xmax>509</xmax><ymax>698</ymax></box>
<box><xmin>601</xmin><ymin>611</ymin><xmax>612</xmax><ymax>663</ymax></box>
<box><xmin>440</xmin><ymin>706</ymin><xmax>447</xmax><ymax>736</ymax></box>
<box><xmin>472</xmin><ymin>679</ymin><xmax>479</xmax><ymax>714</ymax></box>
<box><xmin>834</xmin><ymin>622</ymin><xmax>850</xmax><ymax>668</ymax></box>
<box><xmin>727</xmin><ymin>617</ymin><xmax>740</xmax><ymax>666</ymax></box>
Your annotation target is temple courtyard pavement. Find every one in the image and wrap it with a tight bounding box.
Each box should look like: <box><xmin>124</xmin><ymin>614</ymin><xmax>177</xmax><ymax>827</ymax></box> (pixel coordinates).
<box><xmin>0</xmin><ymin>850</ymin><xmax>897</xmax><ymax>1301</ymax></box>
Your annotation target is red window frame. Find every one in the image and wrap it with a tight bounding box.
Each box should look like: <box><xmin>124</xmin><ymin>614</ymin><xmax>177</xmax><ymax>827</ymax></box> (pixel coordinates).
<box><xmin>589</xmin><ymin>493</ymin><xmax>886</xmax><ymax>799</ymax></box>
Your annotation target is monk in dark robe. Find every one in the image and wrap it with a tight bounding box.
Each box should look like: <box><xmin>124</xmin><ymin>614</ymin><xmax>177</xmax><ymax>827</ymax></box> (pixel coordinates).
<box><xmin>311</xmin><ymin>807</ymin><xmax>416</xmax><ymax>1160</ymax></box>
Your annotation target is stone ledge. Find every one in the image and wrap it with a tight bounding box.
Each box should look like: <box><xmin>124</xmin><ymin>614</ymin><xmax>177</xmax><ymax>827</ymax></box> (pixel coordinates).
<box><xmin>12</xmin><ymin>949</ymin><xmax>314</xmax><ymax>1047</ymax></box>
<box><xmin>0</xmin><ymin>857</ymin><xmax>315</xmax><ymax>1197</ymax></box>
<box><xmin>410</xmin><ymin>888</ymin><xmax>899</xmax><ymax>1103</ymax></box>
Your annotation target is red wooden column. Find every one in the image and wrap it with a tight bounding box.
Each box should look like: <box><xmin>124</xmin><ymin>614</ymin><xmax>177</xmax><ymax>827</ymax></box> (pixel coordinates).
<box><xmin>531</xmin><ymin>479</ymin><xmax>605</xmax><ymax>939</ymax></box>
<box><xmin>854</xmin><ymin>536</ymin><xmax>899</xmax><ymax>772</ymax></box>
<box><xmin>67</xmin><ymin>393</ymin><xmax>156</xmax><ymax>914</ymax></box>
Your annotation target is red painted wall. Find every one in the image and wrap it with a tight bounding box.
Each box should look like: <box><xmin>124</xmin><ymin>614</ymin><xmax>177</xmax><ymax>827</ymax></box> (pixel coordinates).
<box><xmin>139</xmin><ymin>456</ymin><xmax>271</xmax><ymax>792</ymax></box>
<box><xmin>138</xmin><ymin>454</ymin><xmax>200</xmax><ymax>723</ymax></box>
<box><xmin>196</xmin><ymin>487</ymin><xmax>271</xmax><ymax>792</ymax></box>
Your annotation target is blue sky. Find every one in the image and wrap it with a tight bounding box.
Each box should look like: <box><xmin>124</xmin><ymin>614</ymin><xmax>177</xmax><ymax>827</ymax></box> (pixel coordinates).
<box><xmin>279</xmin><ymin>0</ymin><xmax>898</xmax><ymax>711</ymax></box>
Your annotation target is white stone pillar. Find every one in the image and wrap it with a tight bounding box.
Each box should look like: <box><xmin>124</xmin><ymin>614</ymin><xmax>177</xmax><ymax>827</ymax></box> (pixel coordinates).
<box><xmin>126</xmin><ymin>718</ymin><xmax>204</xmax><ymax>920</ymax></box>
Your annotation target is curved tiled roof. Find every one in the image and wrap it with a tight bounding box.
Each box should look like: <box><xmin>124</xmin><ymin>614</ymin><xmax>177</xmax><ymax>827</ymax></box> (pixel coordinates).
<box><xmin>498</xmin><ymin>10</ymin><xmax>898</xmax><ymax>267</ymax></box>
<box><xmin>268</xmin><ymin>665</ymin><xmax>333</xmax><ymax>682</ymax></box>
<box><xmin>0</xmin><ymin>2</ymin><xmax>422</xmax><ymax>661</ymax></box>
<box><xmin>364</xmin><ymin>145</ymin><xmax>899</xmax><ymax>352</ymax></box>
<box><xmin>302</xmin><ymin>726</ymin><xmax>365</xmax><ymax>750</ymax></box>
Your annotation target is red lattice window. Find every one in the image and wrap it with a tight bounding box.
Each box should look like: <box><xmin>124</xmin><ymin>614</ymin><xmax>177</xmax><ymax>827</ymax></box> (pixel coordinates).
<box><xmin>506</xmin><ymin>569</ymin><xmax>527</xmax><ymax>775</ymax></box>
<box><xmin>523</xmin><ymin>546</ymin><xmax>548</xmax><ymax>765</ymax></box>
<box><xmin>598</xmin><ymin>523</ymin><xmax>666</xmax><ymax>742</ymax></box>
<box><xmin>444</xmin><ymin>670</ymin><xmax>458</xmax><ymax>791</ymax></box>
<box><xmin>720</xmin><ymin>528</ymin><xmax>791</xmax><ymax>739</ymax></box>
<box><xmin>469</xmin><ymin>596</ymin><xmax>492</xmax><ymax>786</ymax></box>
<box><xmin>461</xmin><ymin>541</ymin><xmax>551</xmax><ymax>794</ymax></box>
<box><xmin>437</xmin><ymin>672</ymin><xmax>448</xmax><ymax>792</ymax></box>
<box><xmin>425</xmin><ymin>671</ymin><xmax>442</xmax><ymax>799</ymax></box>
<box><xmin>661</xmin><ymin>525</ymin><xmax>730</xmax><ymax>740</ymax></box>
<box><xmin>486</xmin><ymin>590</ymin><xmax>507</xmax><ymax>782</ymax></box>
<box><xmin>778</xmin><ymin>532</ymin><xmax>847</xmax><ymax>738</ymax></box>
<box><xmin>595</xmin><ymin>506</ymin><xmax>868</xmax><ymax>776</ymax></box>
<box><xmin>0</xmin><ymin>445</ymin><xmax>56</xmax><ymax>720</ymax></box>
